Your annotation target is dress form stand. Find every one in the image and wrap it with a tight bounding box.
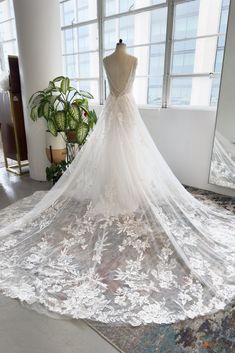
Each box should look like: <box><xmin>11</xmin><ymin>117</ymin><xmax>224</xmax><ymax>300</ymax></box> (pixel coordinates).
<box><xmin>103</xmin><ymin>39</ymin><xmax>137</xmax><ymax>96</ymax></box>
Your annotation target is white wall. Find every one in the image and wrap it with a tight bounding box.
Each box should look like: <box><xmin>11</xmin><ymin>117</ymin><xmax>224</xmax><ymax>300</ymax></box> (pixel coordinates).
<box><xmin>13</xmin><ymin>0</ymin><xmax>62</xmax><ymax>181</ymax></box>
<box><xmin>94</xmin><ymin>104</ymin><xmax>235</xmax><ymax>197</ymax></box>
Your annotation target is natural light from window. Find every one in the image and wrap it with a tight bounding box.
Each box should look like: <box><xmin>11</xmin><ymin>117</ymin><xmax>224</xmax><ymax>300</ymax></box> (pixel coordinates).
<box><xmin>0</xmin><ymin>0</ymin><xmax>230</xmax><ymax>108</ymax></box>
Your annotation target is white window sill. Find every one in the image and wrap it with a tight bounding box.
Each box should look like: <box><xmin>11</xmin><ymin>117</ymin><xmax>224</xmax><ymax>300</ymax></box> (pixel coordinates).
<box><xmin>91</xmin><ymin>102</ymin><xmax>217</xmax><ymax>112</ymax></box>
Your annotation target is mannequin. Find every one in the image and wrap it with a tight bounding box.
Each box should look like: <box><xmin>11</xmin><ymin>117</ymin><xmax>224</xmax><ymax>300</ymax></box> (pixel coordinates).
<box><xmin>103</xmin><ymin>39</ymin><xmax>137</xmax><ymax>96</ymax></box>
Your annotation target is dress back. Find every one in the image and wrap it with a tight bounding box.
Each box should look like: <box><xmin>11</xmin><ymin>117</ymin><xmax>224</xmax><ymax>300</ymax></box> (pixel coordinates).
<box><xmin>103</xmin><ymin>54</ymin><xmax>137</xmax><ymax>97</ymax></box>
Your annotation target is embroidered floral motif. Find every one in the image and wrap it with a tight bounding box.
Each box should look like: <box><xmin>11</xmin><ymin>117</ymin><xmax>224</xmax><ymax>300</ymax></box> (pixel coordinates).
<box><xmin>0</xmin><ymin>190</ymin><xmax>235</xmax><ymax>326</ymax></box>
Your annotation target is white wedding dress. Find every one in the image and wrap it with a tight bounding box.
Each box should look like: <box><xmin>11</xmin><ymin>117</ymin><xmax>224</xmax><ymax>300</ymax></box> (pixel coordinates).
<box><xmin>0</xmin><ymin>55</ymin><xmax>235</xmax><ymax>326</ymax></box>
<box><xmin>210</xmin><ymin>131</ymin><xmax>235</xmax><ymax>189</ymax></box>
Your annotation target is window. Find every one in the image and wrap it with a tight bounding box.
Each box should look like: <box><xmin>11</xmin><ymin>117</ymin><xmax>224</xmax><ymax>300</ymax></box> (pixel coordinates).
<box><xmin>170</xmin><ymin>0</ymin><xmax>230</xmax><ymax>107</ymax></box>
<box><xmin>0</xmin><ymin>0</ymin><xmax>18</xmax><ymax>72</ymax></box>
<box><xmin>59</xmin><ymin>0</ymin><xmax>230</xmax><ymax>107</ymax></box>
<box><xmin>61</xmin><ymin>0</ymin><xmax>99</xmax><ymax>101</ymax></box>
<box><xmin>210</xmin><ymin>0</ymin><xmax>230</xmax><ymax>105</ymax></box>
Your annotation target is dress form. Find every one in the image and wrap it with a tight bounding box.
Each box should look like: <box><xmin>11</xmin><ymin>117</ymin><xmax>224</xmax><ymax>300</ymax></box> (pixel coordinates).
<box><xmin>103</xmin><ymin>39</ymin><xmax>137</xmax><ymax>96</ymax></box>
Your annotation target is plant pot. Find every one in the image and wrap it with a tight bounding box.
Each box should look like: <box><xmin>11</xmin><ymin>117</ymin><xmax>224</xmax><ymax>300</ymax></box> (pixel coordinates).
<box><xmin>66</xmin><ymin>130</ymin><xmax>77</xmax><ymax>143</ymax></box>
<box><xmin>46</xmin><ymin>131</ymin><xmax>67</xmax><ymax>164</ymax></box>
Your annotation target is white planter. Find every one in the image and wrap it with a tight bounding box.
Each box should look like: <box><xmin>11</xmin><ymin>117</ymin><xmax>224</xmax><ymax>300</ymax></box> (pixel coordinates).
<box><xmin>45</xmin><ymin>131</ymin><xmax>67</xmax><ymax>164</ymax></box>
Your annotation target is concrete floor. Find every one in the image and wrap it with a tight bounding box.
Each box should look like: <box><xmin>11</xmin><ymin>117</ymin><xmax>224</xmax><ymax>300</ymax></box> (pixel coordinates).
<box><xmin>0</xmin><ymin>168</ymin><xmax>119</xmax><ymax>353</ymax></box>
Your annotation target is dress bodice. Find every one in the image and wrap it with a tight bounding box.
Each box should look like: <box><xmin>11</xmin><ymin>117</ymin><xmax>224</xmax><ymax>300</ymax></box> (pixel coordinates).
<box><xmin>103</xmin><ymin>54</ymin><xmax>137</xmax><ymax>97</ymax></box>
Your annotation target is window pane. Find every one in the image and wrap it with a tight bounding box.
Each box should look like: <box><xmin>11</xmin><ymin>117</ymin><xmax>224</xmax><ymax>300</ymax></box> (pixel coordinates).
<box><xmin>77</xmin><ymin>0</ymin><xmax>97</xmax><ymax>22</ymax></box>
<box><xmin>62</xmin><ymin>23</ymin><xmax>98</xmax><ymax>54</ymax></box>
<box><xmin>0</xmin><ymin>1</ymin><xmax>18</xmax><ymax>72</ymax></box>
<box><xmin>171</xmin><ymin>0</ymin><xmax>230</xmax><ymax>107</ymax></box>
<box><xmin>103</xmin><ymin>19</ymin><xmax>117</xmax><ymax>50</ymax></box>
<box><xmin>104</xmin><ymin>7</ymin><xmax>167</xmax><ymax>50</ymax></box>
<box><xmin>170</xmin><ymin>77</ymin><xmax>192</xmax><ymax>106</ymax></box>
<box><xmin>150</xmin><ymin>7</ymin><xmax>167</xmax><ymax>42</ymax></box>
<box><xmin>149</xmin><ymin>44</ymin><xmax>165</xmax><ymax>76</ymax></box>
<box><xmin>2</xmin><ymin>40</ymin><xmax>17</xmax><ymax>61</ymax></box>
<box><xmin>72</xmin><ymin>79</ymin><xmax>99</xmax><ymax>102</ymax></box>
<box><xmin>60</xmin><ymin>0</ymin><xmax>97</xmax><ymax>26</ymax></box>
<box><xmin>60</xmin><ymin>0</ymin><xmax>76</xmax><ymax>26</ymax></box>
<box><xmin>174</xmin><ymin>1</ymin><xmax>199</xmax><ymax>39</ymax></box>
<box><xmin>172</xmin><ymin>37</ymin><xmax>218</xmax><ymax>74</ymax></box>
<box><xmin>133</xmin><ymin>77</ymin><xmax>149</xmax><ymax>105</ymax></box>
<box><xmin>174</xmin><ymin>0</ymin><xmax>225</xmax><ymax>40</ymax></box>
<box><xmin>63</xmin><ymin>54</ymin><xmax>78</xmax><ymax>78</ymax></box>
<box><xmin>77</xmin><ymin>23</ymin><xmax>98</xmax><ymax>52</ymax></box>
<box><xmin>214</xmin><ymin>48</ymin><xmax>224</xmax><ymax>73</ymax></box>
<box><xmin>210</xmin><ymin>76</ymin><xmax>221</xmax><ymax>106</ymax></box>
<box><xmin>219</xmin><ymin>0</ymin><xmax>230</xmax><ymax>33</ymax></box>
<box><xmin>104</xmin><ymin>0</ymin><xmax>166</xmax><ymax>17</ymax></box>
<box><xmin>78</xmin><ymin>52</ymin><xmax>99</xmax><ymax>78</ymax></box>
<box><xmin>170</xmin><ymin>76</ymin><xmax>215</xmax><ymax>106</ymax></box>
<box><xmin>0</xmin><ymin>0</ymin><xmax>14</xmax><ymax>22</ymax></box>
<box><xmin>0</xmin><ymin>19</ymin><xmax>16</xmax><ymax>42</ymax></box>
<box><xmin>104</xmin><ymin>15</ymin><xmax>135</xmax><ymax>49</ymax></box>
<box><xmin>64</xmin><ymin>52</ymin><xmax>99</xmax><ymax>79</ymax></box>
<box><xmin>148</xmin><ymin>76</ymin><xmax>163</xmax><ymax>105</ymax></box>
<box><xmin>62</xmin><ymin>28</ymin><xmax>77</xmax><ymax>54</ymax></box>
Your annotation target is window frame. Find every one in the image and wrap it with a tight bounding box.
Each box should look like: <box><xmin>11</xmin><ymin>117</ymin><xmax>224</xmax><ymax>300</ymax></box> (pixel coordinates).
<box><xmin>0</xmin><ymin>4</ymin><xmax>16</xmax><ymax>72</ymax></box>
<box><xmin>59</xmin><ymin>0</ymin><xmax>230</xmax><ymax>108</ymax></box>
<box><xmin>169</xmin><ymin>0</ymin><xmax>229</xmax><ymax>107</ymax></box>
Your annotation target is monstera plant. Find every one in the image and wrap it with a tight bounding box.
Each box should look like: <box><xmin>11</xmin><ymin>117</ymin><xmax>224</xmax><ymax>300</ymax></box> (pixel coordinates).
<box><xmin>28</xmin><ymin>76</ymin><xmax>97</xmax><ymax>182</ymax></box>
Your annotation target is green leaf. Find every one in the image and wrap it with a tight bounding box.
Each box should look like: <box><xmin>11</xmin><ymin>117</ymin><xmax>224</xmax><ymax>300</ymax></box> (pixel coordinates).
<box><xmin>44</xmin><ymin>81</ymin><xmax>55</xmax><ymax>94</ymax></box>
<box><xmin>87</xmin><ymin>109</ymin><xmax>97</xmax><ymax>129</ymax></box>
<box><xmin>53</xmin><ymin>76</ymin><xmax>65</xmax><ymax>82</ymax></box>
<box><xmin>28</xmin><ymin>91</ymin><xmax>44</xmax><ymax>106</ymax></box>
<box><xmin>48</xmin><ymin>81</ymin><xmax>55</xmax><ymax>89</ymax></box>
<box><xmin>48</xmin><ymin>95</ymin><xmax>59</xmax><ymax>106</ymax></box>
<box><xmin>43</xmin><ymin>102</ymin><xmax>50</xmax><ymax>118</ymax></box>
<box><xmin>79</xmin><ymin>90</ymin><xmax>94</xmax><ymax>99</ymax></box>
<box><xmin>73</xmin><ymin>98</ymin><xmax>84</xmax><ymax>106</ymax></box>
<box><xmin>76</xmin><ymin>122</ymin><xmax>89</xmax><ymax>144</ymax></box>
<box><xmin>68</xmin><ymin>87</ymin><xmax>76</xmax><ymax>92</ymax></box>
<box><xmin>68</xmin><ymin>115</ymin><xmax>78</xmax><ymax>130</ymax></box>
<box><xmin>55</xmin><ymin>111</ymin><xmax>66</xmax><ymax>131</ymax></box>
<box><xmin>47</xmin><ymin>119</ymin><xmax>57</xmax><ymax>136</ymax></box>
<box><xmin>30</xmin><ymin>105</ymin><xmax>38</xmax><ymax>121</ymax></box>
<box><xmin>51</xmin><ymin>87</ymin><xmax>61</xmax><ymax>93</ymax></box>
<box><xmin>37</xmin><ymin>104</ymin><xmax>44</xmax><ymax>118</ymax></box>
<box><xmin>61</xmin><ymin>77</ymin><xmax>70</xmax><ymax>94</ymax></box>
<box><xmin>69</xmin><ymin>103</ymin><xmax>80</xmax><ymax>120</ymax></box>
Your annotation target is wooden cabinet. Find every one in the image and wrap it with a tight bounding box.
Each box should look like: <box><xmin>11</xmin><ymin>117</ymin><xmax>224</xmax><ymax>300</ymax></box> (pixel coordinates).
<box><xmin>0</xmin><ymin>56</ymin><xmax>28</xmax><ymax>174</ymax></box>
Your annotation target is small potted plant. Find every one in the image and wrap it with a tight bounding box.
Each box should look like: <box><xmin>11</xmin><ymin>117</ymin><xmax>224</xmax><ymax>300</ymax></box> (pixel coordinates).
<box><xmin>28</xmin><ymin>76</ymin><xmax>97</xmax><ymax>165</ymax></box>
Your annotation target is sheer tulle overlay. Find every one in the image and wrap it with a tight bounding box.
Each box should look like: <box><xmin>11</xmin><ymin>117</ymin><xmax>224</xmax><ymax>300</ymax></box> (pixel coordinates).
<box><xmin>210</xmin><ymin>131</ymin><xmax>235</xmax><ymax>188</ymax></box>
<box><xmin>0</xmin><ymin>60</ymin><xmax>235</xmax><ymax>326</ymax></box>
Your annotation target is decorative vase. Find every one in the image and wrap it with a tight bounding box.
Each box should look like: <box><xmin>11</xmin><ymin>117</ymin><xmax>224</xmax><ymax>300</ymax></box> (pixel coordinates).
<box><xmin>46</xmin><ymin>131</ymin><xmax>67</xmax><ymax>164</ymax></box>
<box><xmin>66</xmin><ymin>130</ymin><xmax>77</xmax><ymax>143</ymax></box>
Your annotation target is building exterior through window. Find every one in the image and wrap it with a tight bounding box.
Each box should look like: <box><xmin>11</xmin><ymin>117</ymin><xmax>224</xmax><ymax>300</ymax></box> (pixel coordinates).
<box><xmin>0</xmin><ymin>0</ymin><xmax>231</xmax><ymax>108</ymax></box>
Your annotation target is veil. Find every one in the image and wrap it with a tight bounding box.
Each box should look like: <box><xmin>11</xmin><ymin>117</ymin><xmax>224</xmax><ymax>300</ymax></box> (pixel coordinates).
<box><xmin>210</xmin><ymin>131</ymin><xmax>235</xmax><ymax>188</ymax></box>
<box><xmin>0</xmin><ymin>57</ymin><xmax>235</xmax><ymax>326</ymax></box>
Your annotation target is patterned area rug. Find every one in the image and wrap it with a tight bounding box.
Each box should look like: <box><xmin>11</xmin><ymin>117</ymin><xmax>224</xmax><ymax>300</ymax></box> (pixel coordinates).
<box><xmin>87</xmin><ymin>187</ymin><xmax>235</xmax><ymax>353</ymax></box>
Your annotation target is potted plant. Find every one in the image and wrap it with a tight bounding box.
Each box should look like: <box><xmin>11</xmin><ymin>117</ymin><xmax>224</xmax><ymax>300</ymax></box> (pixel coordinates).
<box><xmin>28</xmin><ymin>76</ymin><xmax>97</xmax><ymax>165</ymax></box>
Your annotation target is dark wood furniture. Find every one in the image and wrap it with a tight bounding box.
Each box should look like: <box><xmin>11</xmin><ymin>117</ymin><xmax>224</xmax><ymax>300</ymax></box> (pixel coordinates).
<box><xmin>0</xmin><ymin>55</ymin><xmax>28</xmax><ymax>174</ymax></box>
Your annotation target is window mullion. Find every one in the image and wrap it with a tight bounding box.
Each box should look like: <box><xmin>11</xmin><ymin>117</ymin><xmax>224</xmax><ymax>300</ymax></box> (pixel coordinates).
<box><xmin>97</xmin><ymin>0</ymin><xmax>104</xmax><ymax>105</ymax></box>
<box><xmin>162</xmin><ymin>0</ymin><xmax>174</xmax><ymax>108</ymax></box>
